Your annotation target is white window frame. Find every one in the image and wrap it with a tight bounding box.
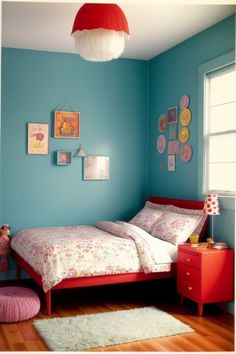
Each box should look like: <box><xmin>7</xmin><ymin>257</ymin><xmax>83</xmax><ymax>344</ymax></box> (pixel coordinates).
<box><xmin>198</xmin><ymin>51</ymin><xmax>235</xmax><ymax>203</ymax></box>
<box><xmin>204</xmin><ymin>65</ymin><xmax>236</xmax><ymax>197</ymax></box>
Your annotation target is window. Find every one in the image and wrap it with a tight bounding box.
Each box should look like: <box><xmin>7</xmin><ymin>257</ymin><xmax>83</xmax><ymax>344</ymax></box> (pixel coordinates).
<box><xmin>204</xmin><ymin>66</ymin><xmax>236</xmax><ymax>196</ymax></box>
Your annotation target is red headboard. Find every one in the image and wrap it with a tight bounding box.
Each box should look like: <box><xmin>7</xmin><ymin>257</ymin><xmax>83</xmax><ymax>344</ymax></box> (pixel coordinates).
<box><xmin>148</xmin><ymin>196</ymin><xmax>208</xmax><ymax>241</ymax></box>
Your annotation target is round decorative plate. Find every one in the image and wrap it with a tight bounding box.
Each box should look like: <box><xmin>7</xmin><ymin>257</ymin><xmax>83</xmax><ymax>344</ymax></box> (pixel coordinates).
<box><xmin>180</xmin><ymin>95</ymin><xmax>190</xmax><ymax>109</ymax></box>
<box><xmin>179</xmin><ymin>127</ymin><xmax>190</xmax><ymax>143</ymax></box>
<box><xmin>180</xmin><ymin>144</ymin><xmax>192</xmax><ymax>162</ymax></box>
<box><xmin>158</xmin><ymin>114</ymin><xmax>167</xmax><ymax>132</ymax></box>
<box><xmin>157</xmin><ymin>134</ymin><xmax>166</xmax><ymax>154</ymax></box>
<box><xmin>180</xmin><ymin>108</ymin><xmax>191</xmax><ymax>126</ymax></box>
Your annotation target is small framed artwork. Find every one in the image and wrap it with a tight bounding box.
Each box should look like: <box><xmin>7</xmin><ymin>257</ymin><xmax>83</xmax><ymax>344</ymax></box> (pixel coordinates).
<box><xmin>28</xmin><ymin>123</ymin><xmax>49</xmax><ymax>155</ymax></box>
<box><xmin>83</xmin><ymin>156</ymin><xmax>110</xmax><ymax>180</ymax></box>
<box><xmin>57</xmin><ymin>151</ymin><xmax>71</xmax><ymax>165</ymax></box>
<box><xmin>54</xmin><ymin>111</ymin><xmax>80</xmax><ymax>138</ymax></box>
<box><xmin>167</xmin><ymin>106</ymin><xmax>177</xmax><ymax>124</ymax></box>
<box><xmin>168</xmin><ymin>155</ymin><xmax>176</xmax><ymax>171</ymax></box>
<box><xmin>169</xmin><ymin>123</ymin><xmax>177</xmax><ymax>140</ymax></box>
<box><xmin>168</xmin><ymin>140</ymin><xmax>179</xmax><ymax>155</ymax></box>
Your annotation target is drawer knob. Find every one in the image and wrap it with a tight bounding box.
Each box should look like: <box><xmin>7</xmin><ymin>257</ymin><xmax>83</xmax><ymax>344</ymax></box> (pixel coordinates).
<box><xmin>186</xmin><ymin>271</ymin><xmax>191</xmax><ymax>276</ymax></box>
<box><xmin>187</xmin><ymin>258</ymin><xmax>191</xmax><ymax>262</ymax></box>
<box><xmin>188</xmin><ymin>286</ymin><xmax>193</xmax><ymax>291</ymax></box>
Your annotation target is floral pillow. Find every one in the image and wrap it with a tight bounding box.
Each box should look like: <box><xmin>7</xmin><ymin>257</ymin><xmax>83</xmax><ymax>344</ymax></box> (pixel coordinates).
<box><xmin>150</xmin><ymin>211</ymin><xmax>202</xmax><ymax>245</ymax></box>
<box><xmin>145</xmin><ymin>201</ymin><xmax>168</xmax><ymax>210</ymax></box>
<box><xmin>129</xmin><ymin>205</ymin><xmax>164</xmax><ymax>233</ymax></box>
<box><xmin>165</xmin><ymin>205</ymin><xmax>207</xmax><ymax>236</ymax></box>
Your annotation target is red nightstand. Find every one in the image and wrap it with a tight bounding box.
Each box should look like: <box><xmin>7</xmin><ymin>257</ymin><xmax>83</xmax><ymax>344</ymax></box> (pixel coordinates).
<box><xmin>177</xmin><ymin>243</ymin><xmax>234</xmax><ymax>316</ymax></box>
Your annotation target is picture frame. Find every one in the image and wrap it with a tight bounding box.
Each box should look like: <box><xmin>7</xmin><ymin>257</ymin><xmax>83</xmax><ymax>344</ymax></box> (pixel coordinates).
<box><xmin>168</xmin><ymin>155</ymin><xmax>176</xmax><ymax>171</ymax></box>
<box><xmin>27</xmin><ymin>123</ymin><xmax>49</xmax><ymax>155</ymax></box>
<box><xmin>167</xmin><ymin>106</ymin><xmax>178</xmax><ymax>124</ymax></box>
<box><xmin>54</xmin><ymin>111</ymin><xmax>80</xmax><ymax>139</ymax></box>
<box><xmin>168</xmin><ymin>140</ymin><xmax>179</xmax><ymax>155</ymax></box>
<box><xmin>169</xmin><ymin>123</ymin><xmax>177</xmax><ymax>140</ymax></box>
<box><xmin>83</xmin><ymin>156</ymin><xmax>110</xmax><ymax>180</ymax></box>
<box><xmin>56</xmin><ymin>151</ymin><xmax>71</xmax><ymax>165</ymax></box>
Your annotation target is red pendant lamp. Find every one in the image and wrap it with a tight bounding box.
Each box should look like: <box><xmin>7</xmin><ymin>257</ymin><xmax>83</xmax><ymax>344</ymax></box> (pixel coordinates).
<box><xmin>71</xmin><ymin>3</ymin><xmax>130</xmax><ymax>62</ymax></box>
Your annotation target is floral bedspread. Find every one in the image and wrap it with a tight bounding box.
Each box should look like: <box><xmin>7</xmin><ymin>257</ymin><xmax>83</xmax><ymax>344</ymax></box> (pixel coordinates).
<box><xmin>11</xmin><ymin>223</ymin><xmax>172</xmax><ymax>292</ymax></box>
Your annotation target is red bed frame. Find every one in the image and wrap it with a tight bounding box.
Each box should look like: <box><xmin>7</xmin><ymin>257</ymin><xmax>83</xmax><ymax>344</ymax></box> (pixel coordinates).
<box><xmin>12</xmin><ymin>196</ymin><xmax>207</xmax><ymax>315</ymax></box>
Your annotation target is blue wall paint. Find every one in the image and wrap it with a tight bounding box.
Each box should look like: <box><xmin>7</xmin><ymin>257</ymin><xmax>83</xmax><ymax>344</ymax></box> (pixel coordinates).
<box><xmin>1</xmin><ymin>14</ymin><xmax>235</xmax><ymax>316</ymax></box>
<box><xmin>1</xmin><ymin>49</ymin><xmax>148</xmax><ymax>232</ymax></box>
<box><xmin>149</xmin><ymin>14</ymin><xmax>235</xmax><ymax>200</ymax></box>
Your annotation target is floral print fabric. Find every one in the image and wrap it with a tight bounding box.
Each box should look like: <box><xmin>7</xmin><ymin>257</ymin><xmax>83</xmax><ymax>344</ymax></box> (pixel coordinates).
<box><xmin>129</xmin><ymin>203</ymin><xmax>164</xmax><ymax>233</ymax></box>
<box><xmin>151</xmin><ymin>211</ymin><xmax>202</xmax><ymax>245</ymax></box>
<box><xmin>11</xmin><ymin>224</ymin><xmax>171</xmax><ymax>292</ymax></box>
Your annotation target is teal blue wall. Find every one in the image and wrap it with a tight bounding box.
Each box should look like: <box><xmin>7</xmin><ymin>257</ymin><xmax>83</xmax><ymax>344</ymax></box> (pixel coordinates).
<box><xmin>149</xmin><ymin>14</ymin><xmax>235</xmax><ymax>200</ymax></box>
<box><xmin>1</xmin><ymin>14</ymin><xmax>235</xmax><ymax>314</ymax></box>
<box><xmin>1</xmin><ymin>49</ymin><xmax>148</xmax><ymax>233</ymax></box>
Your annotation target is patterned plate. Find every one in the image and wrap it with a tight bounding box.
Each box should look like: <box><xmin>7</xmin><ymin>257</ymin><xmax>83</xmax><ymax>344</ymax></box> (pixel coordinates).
<box><xmin>157</xmin><ymin>134</ymin><xmax>166</xmax><ymax>154</ymax></box>
<box><xmin>180</xmin><ymin>108</ymin><xmax>191</xmax><ymax>126</ymax></box>
<box><xmin>180</xmin><ymin>144</ymin><xmax>192</xmax><ymax>162</ymax></box>
<box><xmin>158</xmin><ymin>114</ymin><xmax>167</xmax><ymax>132</ymax></box>
<box><xmin>180</xmin><ymin>95</ymin><xmax>190</xmax><ymax>109</ymax></box>
<box><xmin>179</xmin><ymin>127</ymin><xmax>190</xmax><ymax>143</ymax></box>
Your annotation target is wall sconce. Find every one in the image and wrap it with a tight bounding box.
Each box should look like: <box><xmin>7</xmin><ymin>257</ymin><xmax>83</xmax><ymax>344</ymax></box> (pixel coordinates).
<box><xmin>74</xmin><ymin>144</ymin><xmax>86</xmax><ymax>157</ymax></box>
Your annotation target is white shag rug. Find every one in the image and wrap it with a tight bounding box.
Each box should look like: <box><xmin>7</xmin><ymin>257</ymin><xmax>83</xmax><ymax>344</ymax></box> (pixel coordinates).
<box><xmin>33</xmin><ymin>306</ymin><xmax>193</xmax><ymax>351</ymax></box>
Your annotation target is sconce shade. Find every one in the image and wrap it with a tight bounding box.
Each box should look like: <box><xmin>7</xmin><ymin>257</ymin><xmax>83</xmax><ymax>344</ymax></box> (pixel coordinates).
<box><xmin>203</xmin><ymin>194</ymin><xmax>220</xmax><ymax>215</ymax></box>
<box><xmin>71</xmin><ymin>4</ymin><xmax>129</xmax><ymax>62</ymax></box>
<box><xmin>75</xmin><ymin>144</ymin><xmax>86</xmax><ymax>157</ymax></box>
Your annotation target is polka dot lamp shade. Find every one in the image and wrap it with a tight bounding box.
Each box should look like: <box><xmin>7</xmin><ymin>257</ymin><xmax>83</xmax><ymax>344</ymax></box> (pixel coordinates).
<box><xmin>203</xmin><ymin>194</ymin><xmax>220</xmax><ymax>215</ymax></box>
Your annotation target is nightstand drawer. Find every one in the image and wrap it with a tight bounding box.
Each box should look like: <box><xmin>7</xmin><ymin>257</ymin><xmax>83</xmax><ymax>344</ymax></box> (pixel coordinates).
<box><xmin>178</xmin><ymin>278</ymin><xmax>201</xmax><ymax>301</ymax></box>
<box><xmin>178</xmin><ymin>263</ymin><xmax>201</xmax><ymax>283</ymax></box>
<box><xmin>178</xmin><ymin>250</ymin><xmax>201</xmax><ymax>268</ymax></box>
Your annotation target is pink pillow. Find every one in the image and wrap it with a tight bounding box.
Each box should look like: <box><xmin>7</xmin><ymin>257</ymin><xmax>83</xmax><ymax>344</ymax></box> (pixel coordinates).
<box><xmin>151</xmin><ymin>211</ymin><xmax>202</xmax><ymax>245</ymax></box>
<box><xmin>165</xmin><ymin>205</ymin><xmax>207</xmax><ymax>236</ymax></box>
<box><xmin>129</xmin><ymin>204</ymin><xmax>164</xmax><ymax>233</ymax></box>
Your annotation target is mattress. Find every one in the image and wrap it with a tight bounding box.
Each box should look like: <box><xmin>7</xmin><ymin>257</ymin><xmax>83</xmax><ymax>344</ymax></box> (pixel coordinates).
<box><xmin>11</xmin><ymin>222</ymin><xmax>177</xmax><ymax>292</ymax></box>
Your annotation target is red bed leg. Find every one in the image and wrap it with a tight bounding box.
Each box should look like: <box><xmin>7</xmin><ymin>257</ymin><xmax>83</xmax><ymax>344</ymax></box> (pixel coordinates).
<box><xmin>45</xmin><ymin>290</ymin><xmax>51</xmax><ymax>316</ymax></box>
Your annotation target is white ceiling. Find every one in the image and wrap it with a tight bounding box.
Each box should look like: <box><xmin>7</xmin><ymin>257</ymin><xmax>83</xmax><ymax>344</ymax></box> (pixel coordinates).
<box><xmin>2</xmin><ymin>2</ymin><xmax>235</xmax><ymax>60</ymax></box>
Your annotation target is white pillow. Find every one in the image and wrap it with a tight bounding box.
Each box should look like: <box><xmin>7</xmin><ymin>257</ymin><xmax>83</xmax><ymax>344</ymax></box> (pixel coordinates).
<box><xmin>129</xmin><ymin>205</ymin><xmax>164</xmax><ymax>233</ymax></box>
<box><xmin>151</xmin><ymin>211</ymin><xmax>202</xmax><ymax>245</ymax></box>
<box><xmin>166</xmin><ymin>205</ymin><xmax>207</xmax><ymax>236</ymax></box>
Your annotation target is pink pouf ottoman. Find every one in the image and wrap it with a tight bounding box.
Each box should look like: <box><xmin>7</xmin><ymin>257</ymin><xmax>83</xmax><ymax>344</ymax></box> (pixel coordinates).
<box><xmin>0</xmin><ymin>286</ymin><xmax>40</xmax><ymax>323</ymax></box>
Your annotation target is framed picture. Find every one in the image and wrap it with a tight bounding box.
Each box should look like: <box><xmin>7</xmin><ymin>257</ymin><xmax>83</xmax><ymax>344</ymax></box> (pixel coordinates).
<box><xmin>57</xmin><ymin>151</ymin><xmax>71</xmax><ymax>165</ymax></box>
<box><xmin>83</xmin><ymin>156</ymin><xmax>110</xmax><ymax>180</ymax></box>
<box><xmin>28</xmin><ymin>123</ymin><xmax>49</xmax><ymax>155</ymax></box>
<box><xmin>167</xmin><ymin>106</ymin><xmax>178</xmax><ymax>124</ymax></box>
<box><xmin>168</xmin><ymin>155</ymin><xmax>176</xmax><ymax>171</ymax></box>
<box><xmin>169</xmin><ymin>123</ymin><xmax>177</xmax><ymax>140</ymax></box>
<box><xmin>168</xmin><ymin>140</ymin><xmax>179</xmax><ymax>155</ymax></box>
<box><xmin>54</xmin><ymin>111</ymin><xmax>80</xmax><ymax>138</ymax></box>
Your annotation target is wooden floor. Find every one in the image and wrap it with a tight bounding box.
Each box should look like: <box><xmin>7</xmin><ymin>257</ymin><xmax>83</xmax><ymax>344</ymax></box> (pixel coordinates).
<box><xmin>0</xmin><ymin>278</ymin><xmax>234</xmax><ymax>351</ymax></box>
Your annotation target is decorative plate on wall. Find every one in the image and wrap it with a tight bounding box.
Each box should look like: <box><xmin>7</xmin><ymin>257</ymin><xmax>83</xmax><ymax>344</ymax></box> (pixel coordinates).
<box><xmin>179</xmin><ymin>127</ymin><xmax>190</xmax><ymax>143</ymax></box>
<box><xmin>157</xmin><ymin>134</ymin><xmax>166</xmax><ymax>154</ymax></box>
<box><xmin>180</xmin><ymin>95</ymin><xmax>190</xmax><ymax>109</ymax></box>
<box><xmin>158</xmin><ymin>114</ymin><xmax>167</xmax><ymax>132</ymax></box>
<box><xmin>180</xmin><ymin>144</ymin><xmax>192</xmax><ymax>163</ymax></box>
<box><xmin>180</xmin><ymin>108</ymin><xmax>191</xmax><ymax>126</ymax></box>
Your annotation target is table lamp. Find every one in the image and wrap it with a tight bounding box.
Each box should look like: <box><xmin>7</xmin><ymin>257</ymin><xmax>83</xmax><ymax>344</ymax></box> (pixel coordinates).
<box><xmin>203</xmin><ymin>194</ymin><xmax>220</xmax><ymax>240</ymax></box>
